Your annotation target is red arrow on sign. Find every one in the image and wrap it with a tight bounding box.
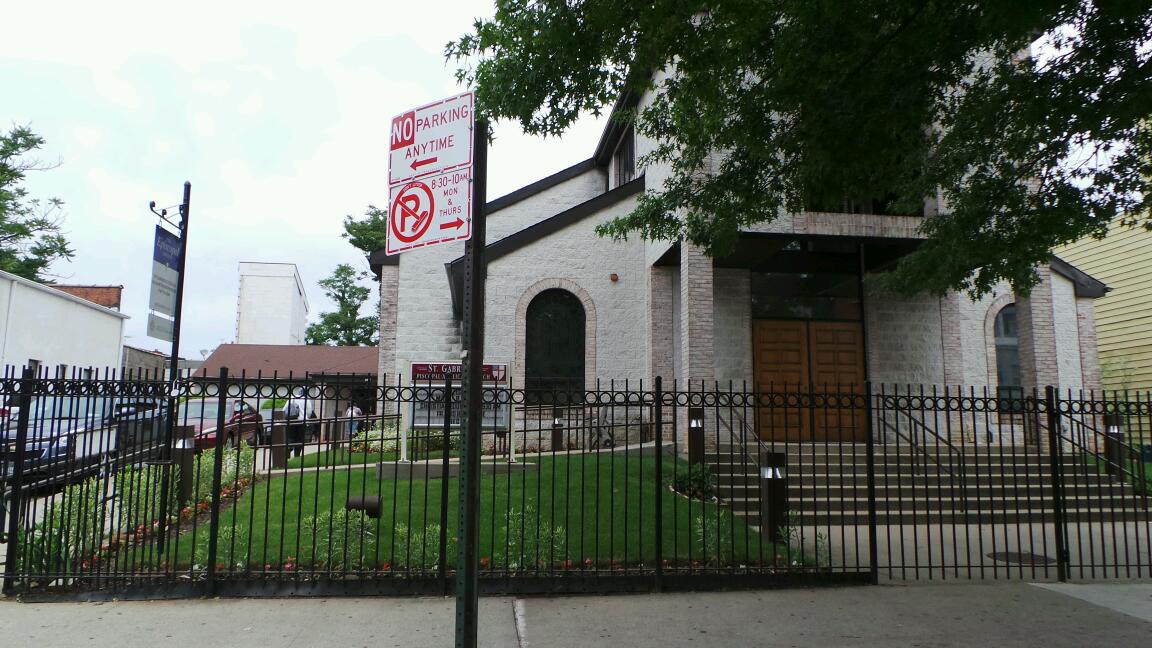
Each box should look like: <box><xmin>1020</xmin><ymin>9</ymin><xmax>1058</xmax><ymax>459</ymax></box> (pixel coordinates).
<box><xmin>440</xmin><ymin>217</ymin><xmax>464</xmax><ymax>230</ymax></box>
<box><xmin>411</xmin><ymin>157</ymin><xmax>438</xmax><ymax>171</ymax></box>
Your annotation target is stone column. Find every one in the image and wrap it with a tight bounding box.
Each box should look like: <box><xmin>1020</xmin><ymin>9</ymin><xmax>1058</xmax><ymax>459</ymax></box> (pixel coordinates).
<box><xmin>377</xmin><ymin>264</ymin><xmax>400</xmax><ymax>413</ymax></box>
<box><xmin>1017</xmin><ymin>267</ymin><xmax>1060</xmax><ymax>391</ymax></box>
<box><xmin>1076</xmin><ymin>298</ymin><xmax>1102</xmax><ymax>394</ymax></box>
<box><xmin>679</xmin><ymin>243</ymin><xmax>715</xmax><ymax>451</ymax></box>
<box><xmin>647</xmin><ymin>266</ymin><xmax>675</xmax><ymax>384</ymax></box>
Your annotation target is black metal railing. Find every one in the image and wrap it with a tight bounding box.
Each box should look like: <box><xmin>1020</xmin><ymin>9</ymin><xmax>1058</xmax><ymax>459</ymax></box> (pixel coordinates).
<box><xmin>2</xmin><ymin>371</ymin><xmax>1151</xmax><ymax>598</ymax></box>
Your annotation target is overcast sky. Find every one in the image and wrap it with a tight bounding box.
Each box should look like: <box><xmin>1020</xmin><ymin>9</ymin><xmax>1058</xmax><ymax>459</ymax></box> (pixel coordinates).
<box><xmin>1</xmin><ymin>1</ymin><xmax>606</xmax><ymax>359</ymax></box>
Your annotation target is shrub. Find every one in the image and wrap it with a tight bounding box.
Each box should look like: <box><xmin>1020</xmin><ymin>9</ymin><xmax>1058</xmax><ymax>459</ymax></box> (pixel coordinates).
<box><xmin>671</xmin><ymin>464</ymin><xmax>716</xmax><ymax>501</ymax></box>
<box><xmin>501</xmin><ymin>505</ymin><xmax>566</xmax><ymax>570</ymax></box>
<box><xmin>301</xmin><ymin>508</ymin><xmax>377</xmax><ymax>569</ymax></box>
<box><xmin>349</xmin><ymin>422</ymin><xmax>400</xmax><ymax>454</ymax></box>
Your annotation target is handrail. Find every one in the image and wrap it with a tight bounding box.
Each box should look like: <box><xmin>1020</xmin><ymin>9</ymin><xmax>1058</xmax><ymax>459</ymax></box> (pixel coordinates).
<box><xmin>1059</xmin><ymin>415</ymin><xmax>1150</xmax><ymax>496</ymax></box>
<box><xmin>875</xmin><ymin>406</ymin><xmax>966</xmax><ymax>481</ymax></box>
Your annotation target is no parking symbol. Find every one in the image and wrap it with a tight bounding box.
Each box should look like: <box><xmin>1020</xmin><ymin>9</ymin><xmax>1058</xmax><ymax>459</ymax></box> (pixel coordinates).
<box><xmin>390</xmin><ymin>181</ymin><xmax>435</xmax><ymax>244</ymax></box>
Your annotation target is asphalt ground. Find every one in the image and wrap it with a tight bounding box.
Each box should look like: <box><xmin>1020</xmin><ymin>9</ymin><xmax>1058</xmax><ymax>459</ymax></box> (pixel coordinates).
<box><xmin>1</xmin><ymin>582</ymin><xmax>1150</xmax><ymax>647</ymax></box>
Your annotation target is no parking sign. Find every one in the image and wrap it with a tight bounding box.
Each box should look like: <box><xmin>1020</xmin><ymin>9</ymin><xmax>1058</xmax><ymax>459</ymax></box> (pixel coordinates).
<box><xmin>385</xmin><ymin>92</ymin><xmax>474</xmax><ymax>255</ymax></box>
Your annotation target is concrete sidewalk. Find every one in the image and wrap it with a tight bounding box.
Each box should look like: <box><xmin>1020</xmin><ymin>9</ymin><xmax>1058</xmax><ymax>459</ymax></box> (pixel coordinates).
<box><xmin>1</xmin><ymin>583</ymin><xmax>1150</xmax><ymax>647</ymax></box>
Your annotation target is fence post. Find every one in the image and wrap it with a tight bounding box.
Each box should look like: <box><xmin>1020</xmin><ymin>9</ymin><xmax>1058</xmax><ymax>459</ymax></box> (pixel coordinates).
<box><xmin>654</xmin><ymin>376</ymin><xmax>664</xmax><ymax>592</ymax></box>
<box><xmin>205</xmin><ymin>367</ymin><xmax>230</xmax><ymax>594</ymax></box>
<box><xmin>864</xmin><ymin>382</ymin><xmax>879</xmax><ymax>585</ymax></box>
<box><xmin>439</xmin><ymin>377</ymin><xmax>453</xmax><ymax>595</ymax></box>
<box><xmin>1045</xmin><ymin>386</ymin><xmax>1070</xmax><ymax>582</ymax></box>
<box><xmin>1</xmin><ymin>367</ymin><xmax>36</xmax><ymax>595</ymax></box>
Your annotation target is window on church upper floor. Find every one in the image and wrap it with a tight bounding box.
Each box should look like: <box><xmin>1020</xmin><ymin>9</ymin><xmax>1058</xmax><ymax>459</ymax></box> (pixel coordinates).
<box><xmin>613</xmin><ymin>126</ymin><xmax>635</xmax><ymax>188</ymax></box>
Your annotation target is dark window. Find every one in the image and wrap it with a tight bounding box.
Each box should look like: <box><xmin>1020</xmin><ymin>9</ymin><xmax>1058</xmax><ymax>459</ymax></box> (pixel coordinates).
<box><xmin>807</xmin><ymin>188</ymin><xmax>924</xmax><ymax>217</ymax></box>
<box><xmin>994</xmin><ymin>304</ymin><xmax>1024</xmax><ymax>409</ymax></box>
<box><xmin>614</xmin><ymin>126</ymin><xmax>635</xmax><ymax>187</ymax></box>
<box><xmin>751</xmin><ymin>272</ymin><xmax>861</xmax><ymax>321</ymax></box>
<box><xmin>525</xmin><ymin>289</ymin><xmax>586</xmax><ymax>401</ymax></box>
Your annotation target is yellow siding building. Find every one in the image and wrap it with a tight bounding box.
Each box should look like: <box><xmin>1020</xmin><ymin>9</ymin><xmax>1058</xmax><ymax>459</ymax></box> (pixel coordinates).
<box><xmin>1059</xmin><ymin>218</ymin><xmax>1152</xmax><ymax>391</ymax></box>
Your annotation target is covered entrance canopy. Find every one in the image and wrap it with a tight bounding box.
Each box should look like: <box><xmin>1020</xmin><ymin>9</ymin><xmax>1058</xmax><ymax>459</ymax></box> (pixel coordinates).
<box><xmin>656</xmin><ymin>233</ymin><xmax>921</xmax><ymax>441</ymax></box>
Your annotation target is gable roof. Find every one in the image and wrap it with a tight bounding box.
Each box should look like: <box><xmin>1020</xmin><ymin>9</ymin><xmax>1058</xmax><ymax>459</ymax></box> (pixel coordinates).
<box><xmin>194</xmin><ymin>344</ymin><xmax>378</xmax><ymax>379</ymax></box>
<box><xmin>1050</xmin><ymin>256</ymin><xmax>1109</xmax><ymax>298</ymax></box>
<box><xmin>445</xmin><ymin>175</ymin><xmax>646</xmax><ymax>315</ymax></box>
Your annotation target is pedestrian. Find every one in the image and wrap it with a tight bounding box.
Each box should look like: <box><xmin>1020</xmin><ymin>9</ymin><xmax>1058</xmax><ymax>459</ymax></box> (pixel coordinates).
<box><xmin>344</xmin><ymin>402</ymin><xmax>364</xmax><ymax>440</ymax></box>
<box><xmin>283</xmin><ymin>388</ymin><xmax>314</xmax><ymax>458</ymax></box>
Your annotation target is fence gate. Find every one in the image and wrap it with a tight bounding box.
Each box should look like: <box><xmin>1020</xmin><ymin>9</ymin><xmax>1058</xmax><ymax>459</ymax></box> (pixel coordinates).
<box><xmin>2</xmin><ymin>373</ymin><xmax>1149</xmax><ymax>598</ymax></box>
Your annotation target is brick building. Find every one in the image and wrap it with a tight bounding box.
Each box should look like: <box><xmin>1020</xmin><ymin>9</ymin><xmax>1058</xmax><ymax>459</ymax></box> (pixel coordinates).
<box><xmin>371</xmin><ymin>91</ymin><xmax>1106</xmax><ymax>442</ymax></box>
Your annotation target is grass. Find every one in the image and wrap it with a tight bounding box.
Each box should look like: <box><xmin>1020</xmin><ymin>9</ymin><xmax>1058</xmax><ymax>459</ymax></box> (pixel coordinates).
<box><xmin>156</xmin><ymin>453</ymin><xmax>770</xmax><ymax>572</ymax></box>
<box><xmin>285</xmin><ymin>447</ymin><xmax>461</xmax><ymax>469</ymax></box>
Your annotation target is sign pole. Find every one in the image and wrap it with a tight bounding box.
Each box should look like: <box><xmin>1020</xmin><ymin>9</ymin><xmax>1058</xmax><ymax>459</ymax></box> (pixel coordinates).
<box><xmin>455</xmin><ymin>118</ymin><xmax>487</xmax><ymax>648</ymax></box>
<box><xmin>168</xmin><ymin>181</ymin><xmax>192</xmax><ymax>381</ymax></box>
<box><xmin>154</xmin><ymin>181</ymin><xmax>191</xmax><ymax>555</ymax></box>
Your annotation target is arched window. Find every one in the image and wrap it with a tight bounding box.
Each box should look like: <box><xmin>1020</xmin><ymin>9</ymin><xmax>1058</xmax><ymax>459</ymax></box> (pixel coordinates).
<box><xmin>525</xmin><ymin>289</ymin><xmax>585</xmax><ymax>400</ymax></box>
<box><xmin>994</xmin><ymin>304</ymin><xmax>1022</xmax><ymax>404</ymax></box>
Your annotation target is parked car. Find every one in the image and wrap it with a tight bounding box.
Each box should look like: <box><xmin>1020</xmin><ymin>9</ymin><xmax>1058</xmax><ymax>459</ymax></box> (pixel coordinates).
<box><xmin>0</xmin><ymin>396</ymin><xmax>168</xmax><ymax>486</ymax></box>
<box><xmin>177</xmin><ymin>399</ymin><xmax>264</xmax><ymax>451</ymax></box>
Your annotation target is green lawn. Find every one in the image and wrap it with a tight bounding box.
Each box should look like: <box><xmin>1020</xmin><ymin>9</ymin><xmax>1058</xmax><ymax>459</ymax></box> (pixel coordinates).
<box><xmin>285</xmin><ymin>447</ymin><xmax>461</xmax><ymax>469</ymax></box>
<box><xmin>157</xmin><ymin>453</ymin><xmax>769</xmax><ymax>573</ymax></box>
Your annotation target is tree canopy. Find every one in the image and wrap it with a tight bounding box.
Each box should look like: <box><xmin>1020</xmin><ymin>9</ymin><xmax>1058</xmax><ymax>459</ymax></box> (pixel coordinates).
<box><xmin>342</xmin><ymin>205</ymin><xmax>387</xmax><ymax>257</ymax></box>
<box><xmin>448</xmin><ymin>1</ymin><xmax>1151</xmax><ymax>296</ymax></box>
<box><xmin>305</xmin><ymin>263</ymin><xmax>379</xmax><ymax>346</ymax></box>
<box><xmin>0</xmin><ymin>126</ymin><xmax>74</xmax><ymax>282</ymax></box>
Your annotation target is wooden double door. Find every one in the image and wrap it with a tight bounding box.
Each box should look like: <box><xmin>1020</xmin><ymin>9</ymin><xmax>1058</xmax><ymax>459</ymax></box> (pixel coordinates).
<box><xmin>752</xmin><ymin>320</ymin><xmax>866</xmax><ymax>442</ymax></box>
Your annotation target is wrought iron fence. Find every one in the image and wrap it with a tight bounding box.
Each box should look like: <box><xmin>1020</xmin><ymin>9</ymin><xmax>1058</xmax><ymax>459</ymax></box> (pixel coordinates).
<box><xmin>2</xmin><ymin>369</ymin><xmax>1150</xmax><ymax>598</ymax></box>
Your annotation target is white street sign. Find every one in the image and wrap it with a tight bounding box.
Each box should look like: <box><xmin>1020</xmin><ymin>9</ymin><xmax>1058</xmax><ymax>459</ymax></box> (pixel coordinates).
<box><xmin>386</xmin><ymin>91</ymin><xmax>475</xmax><ymax>255</ymax></box>
<box><xmin>385</xmin><ymin>168</ymin><xmax>472</xmax><ymax>255</ymax></box>
<box><xmin>147</xmin><ymin>313</ymin><xmax>174</xmax><ymax>342</ymax></box>
<box><xmin>389</xmin><ymin>92</ymin><xmax>474</xmax><ymax>185</ymax></box>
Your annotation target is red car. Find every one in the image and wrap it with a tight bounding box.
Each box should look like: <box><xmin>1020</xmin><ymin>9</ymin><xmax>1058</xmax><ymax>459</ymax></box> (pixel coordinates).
<box><xmin>178</xmin><ymin>399</ymin><xmax>263</xmax><ymax>451</ymax></box>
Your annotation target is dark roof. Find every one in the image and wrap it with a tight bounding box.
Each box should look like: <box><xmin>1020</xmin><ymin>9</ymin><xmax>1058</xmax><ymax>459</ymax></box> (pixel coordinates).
<box><xmin>369</xmin><ymin>158</ymin><xmax>603</xmax><ymax>279</ymax></box>
<box><xmin>194</xmin><ymin>344</ymin><xmax>378</xmax><ymax>379</ymax></box>
<box><xmin>1050</xmin><ymin>256</ymin><xmax>1109</xmax><ymax>298</ymax></box>
<box><xmin>593</xmin><ymin>90</ymin><xmax>641</xmax><ymax>166</ymax></box>
<box><xmin>446</xmin><ymin>175</ymin><xmax>646</xmax><ymax>315</ymax></box>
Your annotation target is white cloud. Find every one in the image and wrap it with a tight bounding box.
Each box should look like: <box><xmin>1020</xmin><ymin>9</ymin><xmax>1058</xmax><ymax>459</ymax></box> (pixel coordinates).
<box><xmin>2</xmin><ymin>0</ymin><xmax>614</xmax><ymax>356</ymax></box>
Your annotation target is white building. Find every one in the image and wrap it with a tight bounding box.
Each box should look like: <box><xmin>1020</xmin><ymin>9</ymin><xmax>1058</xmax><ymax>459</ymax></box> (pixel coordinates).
<box><xmin>372</xmin><ymin>85</ymin><xmax>1107</xmax><ymax>446</ymax></box>
<box><xmin>235</xmin><ymin>262</ymin><xmax>308</xmax><ymax>346</ymax></box>
<box><xmin>0</xmin><ymin>269</ymin><xmax>128</xmax><ymax>377</ymax></box>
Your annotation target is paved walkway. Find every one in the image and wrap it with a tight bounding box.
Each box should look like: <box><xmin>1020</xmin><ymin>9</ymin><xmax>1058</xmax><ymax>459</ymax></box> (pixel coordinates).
<box><xmin>1</xmin><ymin>582</ymin><xmax>1150</xmax><ymax>647</ymax></box>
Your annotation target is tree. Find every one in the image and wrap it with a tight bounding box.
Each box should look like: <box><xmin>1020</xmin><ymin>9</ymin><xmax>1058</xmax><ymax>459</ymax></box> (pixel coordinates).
<box><xmin>305</xmin><ymin>264</ymin><xmax>379</xmax><ymax>346</ymax></box>
<box><xmin>0</xmin><ymin>125</ymin><xmax>74</xmax><ymax>282</ymax></box>
<box><xmin>448</xmin><ymin>1</ymin><xmax>1151</xmax><ymax>296</ymax></box>
<box><xmin>342</xmin><ymin>205</ymin><xmax>387</xmax><ymax>256</ymax></box>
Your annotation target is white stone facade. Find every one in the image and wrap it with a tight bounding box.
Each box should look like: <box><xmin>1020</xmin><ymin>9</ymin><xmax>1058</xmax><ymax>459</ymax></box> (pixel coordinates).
<box><xmin>376</xmin><ymin>90</ymin><xmax>1103</xmax><ymax>399</ymax></box>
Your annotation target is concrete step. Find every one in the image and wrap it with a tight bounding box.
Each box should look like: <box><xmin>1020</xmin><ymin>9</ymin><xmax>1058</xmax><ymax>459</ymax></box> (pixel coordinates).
<box><xmin>732</xmin><ymin>509</ymin><xmax>1152</xmax><ymax>525</ymax></box>
<box><xmin>723</xmin><ymin>496</ymin><xmax>1143</xmax><ymax>513</ymax></box>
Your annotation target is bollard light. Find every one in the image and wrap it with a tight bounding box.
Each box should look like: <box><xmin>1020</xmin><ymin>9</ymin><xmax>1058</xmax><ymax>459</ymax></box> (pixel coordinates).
<box><xmin>552</xmin><ymin>407</ymin><xmax>564</xmax><ymax>451</ymax></box>
<box><xmin>688</xmin><ymin>406</ymin><xmax>705</xmax><ymax>466</ymax></box>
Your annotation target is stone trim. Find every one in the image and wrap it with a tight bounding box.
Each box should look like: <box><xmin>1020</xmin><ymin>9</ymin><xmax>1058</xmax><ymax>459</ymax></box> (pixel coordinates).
<box><xmin>512</xmin><ymin>278</ymin><xmax>598</xmax><ymax>389</ymax></box>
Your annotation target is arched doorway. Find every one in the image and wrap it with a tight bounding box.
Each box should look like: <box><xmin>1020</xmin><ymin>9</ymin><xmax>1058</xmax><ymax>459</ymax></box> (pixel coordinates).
<box><xmin>525</xmin><ymin>289</ymin><xmax>586</xmax><ymax>399</ymax></box>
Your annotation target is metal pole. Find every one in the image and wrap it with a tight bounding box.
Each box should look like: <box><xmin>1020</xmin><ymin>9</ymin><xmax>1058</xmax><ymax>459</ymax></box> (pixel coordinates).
<box><xmin>156</xmin><ymin>181</ymin><xmax>191</xmax><ymax>555</ymax></box>
<box><xmin>864</xmin><ymin>381</ymin><xmax>879</xmax><ymax>584</ymax></box>
<box><xmin>440</xmin><ymin>377</ymin><xmax>453</xmax><ymax>596</ymax></box>
<box><xmin>1</xmin><ymin>367</ymin><xmax>35</xmax><ymax>595</ymax></box>
<box><xmin>206</xmin><ymin>366</ymin><xmax>229</xmax><ymax>595</ymax></box>
<box><xmin>654</xmin><ymin>376</ymin><xmax>664</xmax><ymax>592</ymax></box>
<box><xmin>1045</xmin><ymin>386</ymin><xmax>1070</xmax><ymax>582</ymax></box>
<box><xmin>456</xmin><ymin>118</ymin><xmax>488</xmax><ymax>648</ymax></box>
